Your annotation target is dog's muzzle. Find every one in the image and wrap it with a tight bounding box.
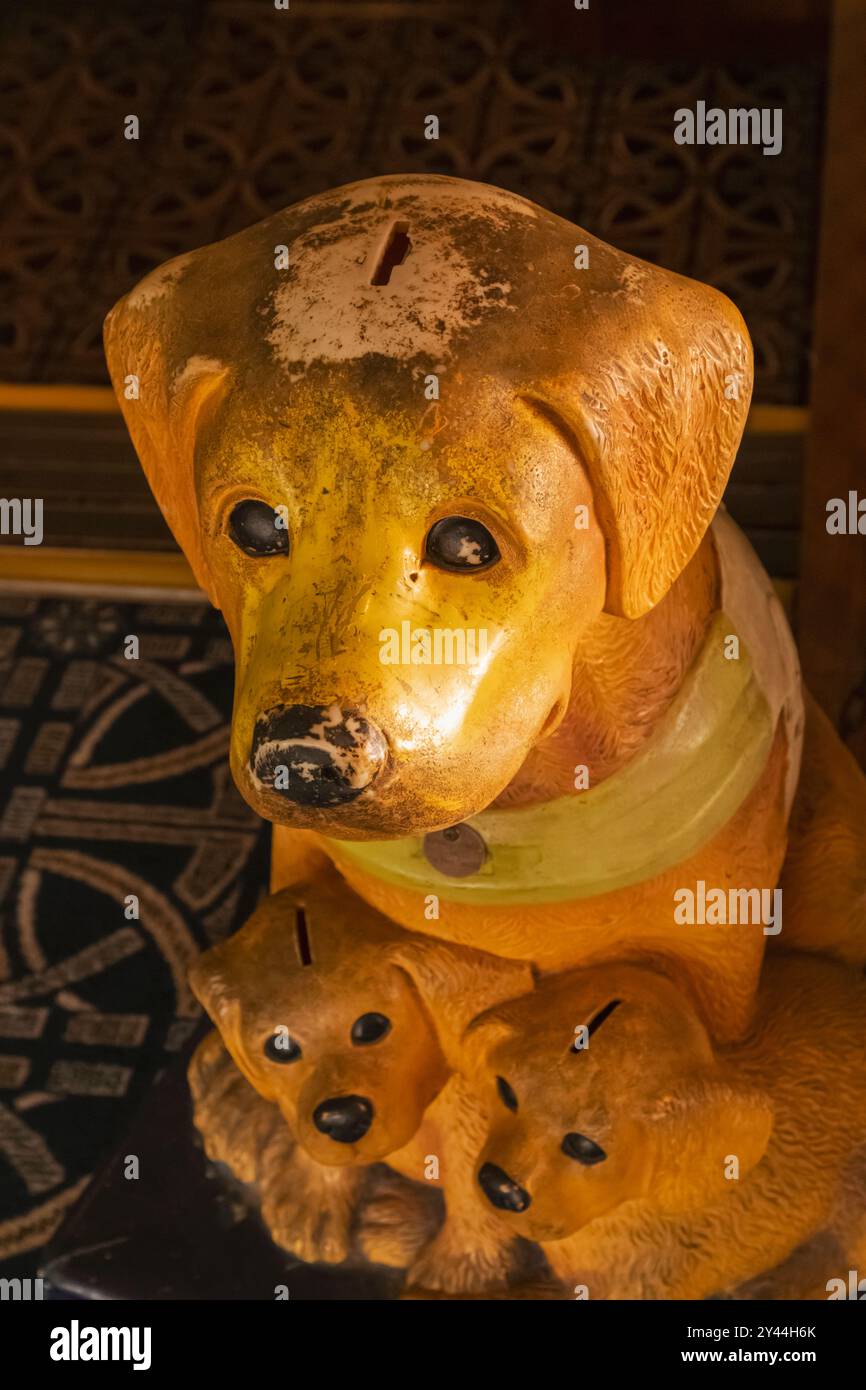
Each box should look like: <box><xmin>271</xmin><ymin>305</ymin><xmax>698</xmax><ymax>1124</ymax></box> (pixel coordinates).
<box><xmin>313</xmin><ymin>1095</ymin><xmax>374</xmax><ymax>1144</ymax></box>
<box><xmin>249</xmin><ymin>703</ymin><xmax>387</xmax><ymax>807</ymax></box>
<box><xmin>477</xmin><ymin>1162</ymin><xmax>532</xmax><ymax>1212</ymax></box>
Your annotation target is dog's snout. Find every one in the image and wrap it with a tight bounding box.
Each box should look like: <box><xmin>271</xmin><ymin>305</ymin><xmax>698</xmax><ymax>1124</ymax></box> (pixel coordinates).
<box><xmin>313</xmin><ymin>1094</ymin><xmax>374</xmax><ymax>1144</ymax></box>
<box><xmin>249</xmin><ymin>703</ymin><xmax>387</xmax><ymax>806</ymax></box>
<box><xmin>478</xmin><ymin>1162</ymin><xmax>532</xmax><ymax>1213</ymax></box>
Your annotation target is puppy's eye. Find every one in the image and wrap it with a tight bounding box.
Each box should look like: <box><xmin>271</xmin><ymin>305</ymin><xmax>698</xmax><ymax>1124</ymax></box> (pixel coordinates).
<box><xmin>425</xmin><ymin>516</ymin><xmax>500</xmax><ymax>573</ymax></box>
<box><xmin>350</xmin><ymin>1012</ymin><xmax>391</xmax><ymax>1045</ymax></box>
<box><xmin>496</xmin><ymin>1075</ymin><xmax>518</xmax><ymax>1112</ymax></box>
<box><xmin>263</xmin><ymin>1030</ymin><xmax>301</xmax><ymax>1063</ymax></box>
<box><xmin>229</xmin><ymin>500</ymin><xmax>289</xmax><ymax>556</ymax></box>
<box><xmin>561</xmin><ymin>1132</ymin><xmax>606</xmax><ymax>1165</ymax></box>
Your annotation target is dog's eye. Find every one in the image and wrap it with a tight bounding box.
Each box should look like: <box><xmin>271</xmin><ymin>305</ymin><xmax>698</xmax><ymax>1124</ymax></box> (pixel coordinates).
<box><xmin>425</xmin><ymin>516</ymin><xmax>500</xmax><ymax>572</ymax></box>
<box><xmin>350</xmin><ymin>1012</ymin><xmax>391</xmax><ymax>1045</ymax></box>
<box><xmin>263</xmin><ymin>1030</ymin><xmax>301</xmax><ymax>1063</ymax></box>
<box><xmin>561</xmin><ymin>1132</ymin><xmax>606</xmax><ymax>1165</ymax></box>
<box><xmin>496</xmin><ymin>1075</ymin><xmax>518</xmax><ymax>1112</ymax></box>
<box><xmin>229</xmin><ymin>499</ymin><xmax>289</xmax><ymax>556</ymax></box>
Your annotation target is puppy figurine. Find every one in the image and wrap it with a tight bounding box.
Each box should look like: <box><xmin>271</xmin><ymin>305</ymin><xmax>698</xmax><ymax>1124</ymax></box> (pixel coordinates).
<box><xmin>190</xmin><ymin>872</ymin><xmax>533</xmax><ymax>1289</ymax></box>
<box><xmin>467</xmin><ymin>954</ymin><xmax>866</xmax><ymax>1299</ymax></box>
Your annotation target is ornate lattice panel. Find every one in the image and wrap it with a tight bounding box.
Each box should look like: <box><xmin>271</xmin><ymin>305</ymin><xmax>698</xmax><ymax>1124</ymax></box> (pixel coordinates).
<box><xmin>0</xmin><ymin>0</ymin><xmax>824</xmax><ymax>405</ymax></box>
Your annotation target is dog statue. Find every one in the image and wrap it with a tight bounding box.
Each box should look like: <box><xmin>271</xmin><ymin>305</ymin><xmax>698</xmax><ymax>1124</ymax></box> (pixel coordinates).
<box><xmin>104</xmin><ymin>174</ymin><xmax>866</xmax><ymax>1295</ymax></box>
<box><xmin>189</xmin><ymin>871</ymin><xmax>532</xmax><ymax>1290</ymax></box>
<box><xmin>466</xmin><ymin>953</ymin><xmax>866</xmax><ymax>1300</ymax></box>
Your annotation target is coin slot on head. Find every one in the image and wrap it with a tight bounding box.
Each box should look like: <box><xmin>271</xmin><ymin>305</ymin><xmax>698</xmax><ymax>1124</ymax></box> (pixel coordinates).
<box><xmin>295</xmin><ymin>907</ymin><xmax>313</xmax><ymax>967</ymax></box>
<box><xmin>371</xmin><ymin>221</ymin><xmax>412</xmax><ymax>285</ymax></box>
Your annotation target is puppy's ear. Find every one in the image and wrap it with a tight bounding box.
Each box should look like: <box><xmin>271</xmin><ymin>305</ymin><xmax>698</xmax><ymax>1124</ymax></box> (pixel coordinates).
<box><xmin>645</xmin><ymin>1071</ymin><xmax>772</xmax><ymax>1211</ymax></box>
<box><xmin>188</xmin><ymin>945</ymin><xmax>271</xmax><ymax>1097</ymax></box>
<box><xmin>104</xmin><ymin>264</ymin><xmax>230</xmax><ymax>605</ymax></box>
<box><xmin>532</xmin><ymin>271</ymin><xmax>752</xmax><ymax>618</ymax></box>
<box><xmin>388</xmin><ymin>937</ymin><xmax>532</xmax><ymax>1065</ymax></box>
<box><xmin>460</xmin><ymin>1011</ymin><xmax>519</xmax><ymax>1077</ymax></box>
<box><xmin>189</xmin><ymin>944</ymin><xmax>236</xmax><ymax>1032</ymax></box>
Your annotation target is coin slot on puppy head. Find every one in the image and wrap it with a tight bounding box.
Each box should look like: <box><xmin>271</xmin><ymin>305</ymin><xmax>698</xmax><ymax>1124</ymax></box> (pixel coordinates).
<box><xmin>496</xmin><ymin>1075</ymin><xmax>518</xmax><ymax>1112</ymax></box>
<box><xmin>228</xmin><ymin>499</ymin><xmax>289</xmax><ymax>556</ymax></box>
<box><xmin>294</xmin><ymin>907</ymin><xmax>313</xmax><ymax>967</ymax></box>
<box><xmin>424</xmin><ymin>516</ymin><xmax>500</xmax><ymax>572</ymax></box>
<box><xmin>370</xmin><ymin>220</ymin><xmax>411</xmax><ymax>286</ymax></box>
<box><xmin>570</xmin><ymin>998</ymin><xmax>621</xmax><ymax>1053</ymax></box>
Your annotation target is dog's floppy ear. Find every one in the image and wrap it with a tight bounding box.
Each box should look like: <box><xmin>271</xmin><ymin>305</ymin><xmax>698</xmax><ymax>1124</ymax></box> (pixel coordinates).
<box><xmin>644</xmin><ymin>1071</ymin><xmax>772</xmax><ymax>1211</ymax></box>
<box><xmin>531</xmin><ymin>268</ymin><xmax>752</xmax><ymax>618</ymax></box>
<box><xmin>388</xmin><ymin>937</ymin><xmax>532</xmax><ymax>1066</ymax></box>
<box><xmin>189</xmin><ymin>945</ymin><xmax>270</xmax><ymax>1096</ymax></box>
<box><xmin>104</xmin><ymin>261</ymin><xmax>230</xmax><ymax>605</ymax></box>
<box><xmin>189</xmin><ymin>943</ymin><xmax>237</xmax><ymax>1032</ymax></box>
<box><xmin>460</xmin><ymin>1010</ymin><xmax>520</xmax><ymax>1076</ymax></box>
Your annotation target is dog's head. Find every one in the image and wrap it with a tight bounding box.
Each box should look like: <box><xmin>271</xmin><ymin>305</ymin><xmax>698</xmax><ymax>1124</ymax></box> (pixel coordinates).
<box><xmin>105</xmin><ymin>175</ymin><xmax>751</xmax><ymax>838</ymax></box>
<box><xmin>189</xmin><ymin>879</ymin><xmax>449</xmax><ymax>1164</ymax></box>
<box><xmin>466</xmin><ymin>963</ymin><xmax>772</xmax><ymax>1243</ymax></box>
<box><xmin>190</xmin><ymin>874</ymin><xmax>532</xmax><ymax>1166</ymax></box>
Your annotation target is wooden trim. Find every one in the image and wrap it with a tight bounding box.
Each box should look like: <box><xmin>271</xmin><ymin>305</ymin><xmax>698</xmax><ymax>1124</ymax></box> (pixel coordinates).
<box><xmin>745</xmin><ymin>405</ymin><xmax>809</xmax><ymax>434</ymax></box>
<box><xmin>798</xmin><ymin>0</ymin><xmax>866</xmax><ymax>731</ymax></box>
<box><xmin>774</xmin><ymin>579</ymin><xmax>795</xmax><ymax>620</ymax></box>
<box><xmin>0</xmin><ymin>383</ymin><xmax>120</xmax><ymax>414</ymax></box>
<box><xmin>0</xmin><ymin>547</ymin><xmax>199</xmax><ymax>592</ymax></box>
<box><xmin>0</xmin><ymin>543</ymin><xmax>793</xmax><ymax>619</ymax></box>
<box><xmin>0</xmin><ymin>382</ymin><xmax>808</xmax><ymax>435</ymax></box>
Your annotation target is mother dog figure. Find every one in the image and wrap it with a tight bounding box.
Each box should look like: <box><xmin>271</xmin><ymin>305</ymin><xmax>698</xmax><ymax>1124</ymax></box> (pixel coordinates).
<box><xmin>104</xmin><ymin>175</ymin><xmax>866</xmax><ymax>1294</ymax></box>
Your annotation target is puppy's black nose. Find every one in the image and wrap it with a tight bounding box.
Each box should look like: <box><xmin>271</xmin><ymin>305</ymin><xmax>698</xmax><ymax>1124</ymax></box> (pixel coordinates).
<box><xmin>249</xmin><ymin>703</ymin><xmax>387</xmax><ymax>807</ymax></box>
<box><xmin>478</xmin><ymin>1162</ymin><xmax>531</xmax><ymax>1212</ymax></box>
<box><xmin>313</xmin><ymin>1095</ymin><xmax>374</xmax><ymax>1144</ymax></box>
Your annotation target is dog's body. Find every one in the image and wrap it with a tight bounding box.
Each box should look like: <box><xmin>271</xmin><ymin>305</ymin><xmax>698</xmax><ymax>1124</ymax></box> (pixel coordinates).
<box><xmin>466</xmin><ymin>954</ymin><xmax>866</xmax><ymax>1300</ymax></box>
<box><xmin>104</xmin><ymin>174</ymin><xmax>866</xmax><ymax>1295</ymax></box>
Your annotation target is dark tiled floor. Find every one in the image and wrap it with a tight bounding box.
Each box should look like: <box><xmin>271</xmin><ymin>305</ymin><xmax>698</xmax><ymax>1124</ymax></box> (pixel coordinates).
<box><xmin>0</xmin><ymin>592</ymin><xmax>270</xmax><ymax>1274</ymax></box>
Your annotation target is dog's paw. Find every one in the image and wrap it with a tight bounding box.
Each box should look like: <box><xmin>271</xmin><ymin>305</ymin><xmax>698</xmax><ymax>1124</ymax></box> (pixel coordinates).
<box><xmin>258</xmin><ymin>1140</ymin><xmax>360</xmax><ymax>1264</ymax></box>
<box><xmin>406</xmin><ymin>1229</ymin><xmax>514</xmax><ymax>1295</ymax></box>
<box><xmin>313</xmin><ymin>1204</ymin><xmax>354</xmax><ymax>1265</ymax></box>
<box><xmin>261</xmin><ymin>1183</ymin><xmax>353</xmax><ymax>1264</ymax></box>
<box><xmin>357</xmin><ymin>1187</ymin><xmax>439</xmax><ymax>1268</ymax></box>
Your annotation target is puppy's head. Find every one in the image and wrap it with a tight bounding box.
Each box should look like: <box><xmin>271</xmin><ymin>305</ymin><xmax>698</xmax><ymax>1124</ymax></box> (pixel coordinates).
<box><xmin>105</xmin><ymin>175</ymin><xmax>751</xmax><ymax>837</ymax></box>
<box><xmin>467</xmin><ymin>964</ymin><xmax>772</xmax><ymax>1243</ymax></box>
<box><xmin>189</xmin><ymin>880</ymin><xmax>449</xmax><ymax>1165</ymax></box>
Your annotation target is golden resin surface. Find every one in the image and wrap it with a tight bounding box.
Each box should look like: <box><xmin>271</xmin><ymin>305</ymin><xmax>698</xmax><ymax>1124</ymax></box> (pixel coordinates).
<box><xmin>106</xmin><ymin>175</ymin><xmax>866</xmax><ymax>1297</ymax></box>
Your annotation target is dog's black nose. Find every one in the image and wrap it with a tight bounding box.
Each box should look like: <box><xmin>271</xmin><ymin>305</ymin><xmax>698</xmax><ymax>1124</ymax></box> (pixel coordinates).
<box><xmin>313</xmin><ymin>1095</ymin><xmax>374</xmax><ymax>1144</ymax></box>
<box><xmin>478</xmin><ymin>1162</ymin><xmax>531</xmax><ymax>1212</ymax></box>
<box><xmin>249</xmin><ymin>703</ymin><xmax>387</xmax><ymax>806</ymax></box>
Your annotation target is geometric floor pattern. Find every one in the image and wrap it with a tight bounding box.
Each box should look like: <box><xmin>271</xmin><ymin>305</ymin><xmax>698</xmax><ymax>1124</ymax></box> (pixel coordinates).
<box><xmin>0</xmin><ymin>593</ymin><xmax>270</xmax><ymax>1277</ymax></box>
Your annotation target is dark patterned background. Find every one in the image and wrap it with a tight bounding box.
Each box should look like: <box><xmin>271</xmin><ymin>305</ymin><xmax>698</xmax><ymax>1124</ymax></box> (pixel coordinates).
<box><xmin>0</xmin><ymin>0</ymin><xmax>824</xmax><ymax>402</ymax></box>
<box><xmin>0</xmin><ymin>595</ymin><xmax>269</xmax><ymax>1279</ymax></box>
<box><xmin>0</xmin><ymin>0</ymin><xmax>824</xmax><ymax>580</ymax></box>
